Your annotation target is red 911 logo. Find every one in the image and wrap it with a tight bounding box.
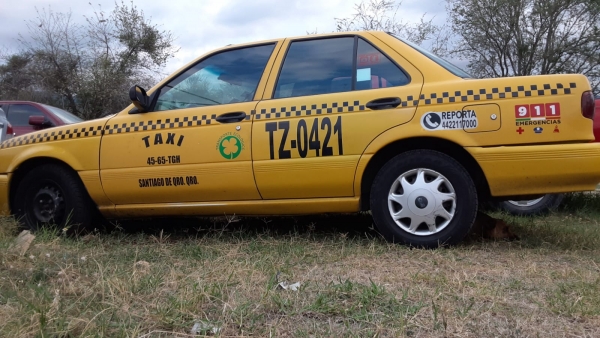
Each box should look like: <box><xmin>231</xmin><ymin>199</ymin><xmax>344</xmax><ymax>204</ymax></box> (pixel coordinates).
<box><xmin>515</xmin><ymin>103</ymin><xmax>560</xmax><ymax>119</ymax></box>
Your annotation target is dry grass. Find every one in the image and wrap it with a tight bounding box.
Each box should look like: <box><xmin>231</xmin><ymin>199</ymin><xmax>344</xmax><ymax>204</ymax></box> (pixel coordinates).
<box><xmin>1</xmin><ymin>195</ymin><xmax>600</xmax><ymax>337</ymax></box>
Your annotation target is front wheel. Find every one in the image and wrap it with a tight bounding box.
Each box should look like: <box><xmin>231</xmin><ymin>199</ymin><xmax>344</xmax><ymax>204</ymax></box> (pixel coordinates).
<box><xmin>14</xmin><ymin>164</ymin><xmax>93</xmax><ymax>233</ymax></box>
<box><xmin>370</xmin><ymin>150</ymin><xmax>478</xmax><ymax>248</ymax></box>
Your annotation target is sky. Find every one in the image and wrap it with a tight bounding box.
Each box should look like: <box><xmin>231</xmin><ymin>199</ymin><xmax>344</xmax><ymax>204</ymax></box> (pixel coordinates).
<box><xmin>0</xmin><ymin>0</ymin><xmax>449</xmax><ymax>75</ymax></box>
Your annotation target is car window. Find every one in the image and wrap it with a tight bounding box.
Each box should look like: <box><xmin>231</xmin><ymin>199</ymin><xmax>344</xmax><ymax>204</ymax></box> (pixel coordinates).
<box><xmin>274</xmin><ymin>37</ymin><xmax>354</xmax><ymax>99</ymax></box>
<box><xmin>391</xmin><ymin>34</ymin><xmax>472</xmax><ymax>79</ymax></box>
<box><xmin>273</xmin><ymin>37</ymin><xmax>410</xmax><ymax>99</ymax></box>
<box><xmin>355</xmin><ymin>38</ymin><xmax>410</xmax><ymax>90</ymax></box>
<box><xmin>155</xmin><ymin>44</ymin><xmax>275</xmax><ymax>111</ymax></box>
<box><xmin>7</xmin><ymin>104</ymin><xmax>45</xmax><ymax>126</ymax></box>
<box><xmin>40</xmin><ymin>104</ymin><xmax>83</xmax><ymax>124</ymax></box>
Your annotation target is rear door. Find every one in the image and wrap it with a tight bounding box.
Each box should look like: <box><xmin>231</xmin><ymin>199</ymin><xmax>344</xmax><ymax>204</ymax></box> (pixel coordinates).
<box><xmin>252</xmin><ymin>34</ymin><xmax>424</xmax><ymax>199</ymax></box>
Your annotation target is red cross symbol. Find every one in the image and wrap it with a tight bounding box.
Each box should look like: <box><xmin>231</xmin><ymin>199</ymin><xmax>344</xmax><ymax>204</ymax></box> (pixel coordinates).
<box><xmin>516</xmin><ymin>127</ymin><xmax>524</xmax><ymax>134</ymax></box>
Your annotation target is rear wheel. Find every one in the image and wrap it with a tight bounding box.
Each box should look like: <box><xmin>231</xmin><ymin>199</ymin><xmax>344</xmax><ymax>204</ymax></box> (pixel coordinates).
<box><xmin>14</xmin><ymin>164</ymin><xmax>93</xmax><ymax>233</ymax></box>
<box><xmin>500</xmin><ymin>194</ymin><xmax>564</xmax><ymax>216</ymax></box>
<box><xmin>370</xmin><ymin>150</ymin><xmax>478</xmax><ymax>248</ymax></box>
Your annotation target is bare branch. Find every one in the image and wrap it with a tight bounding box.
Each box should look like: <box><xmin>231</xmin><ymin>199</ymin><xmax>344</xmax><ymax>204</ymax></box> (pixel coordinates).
<box><xmin>0</xmin><ymin>1</ymin><xmax>177</xmax><ymax>119</ymax></box>
<box><xmin>448</xmin><ymin>0</ymin><xmax>600</xmax><ymax>91</ymax></box>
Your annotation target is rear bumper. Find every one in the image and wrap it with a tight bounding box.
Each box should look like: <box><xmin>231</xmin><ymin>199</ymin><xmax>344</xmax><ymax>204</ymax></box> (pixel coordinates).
<box><xmin>0</xmin><ymin>174</ymin><xmax>8</xmax><ymax>215</ymax></box>
<box><xmin>468</xmin><ymin>143</ymin><xmax>600</xmax><ymax>197</ymax></box>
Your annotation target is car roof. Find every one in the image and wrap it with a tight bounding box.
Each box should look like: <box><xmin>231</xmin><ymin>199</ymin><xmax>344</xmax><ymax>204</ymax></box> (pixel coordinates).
<box><xmin>220</xmin><ymin>30</ymin><xmax>382</xmax><ymax>49</ymax></box>
<box><xmin>147</xmin><ymin>31</ymin><xmax>391</xmax><ymax>94</ymax></box>
<box><xmin>0</xmin><ymin>100</ymin><xmax>45</xmax><ymax>105</ymax></box>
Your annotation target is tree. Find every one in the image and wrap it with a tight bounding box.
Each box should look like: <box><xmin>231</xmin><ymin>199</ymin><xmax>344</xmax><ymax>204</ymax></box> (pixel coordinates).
<box><xmin>19</xmin><ymin>8</ymin><xmax>86</xmax><ymax>115</ymax></box>
<box><xmin>0</xmin><ymin>1</ymin><xmax>177</xmax><ymax>119</ymax></box>
<box><xmin>335</xmin><ymin>0</ymin><xmax>450</xmax><ymax>56</ymax></box>
<box><xmin>448</xmin><ymin>0</ymin><xmax>600</xmax><ymax>91</ymax></box>
<box><xmin>0</xmin><ymin>53</ymin><xmax>35</xmax><ymax>100</ymax></box>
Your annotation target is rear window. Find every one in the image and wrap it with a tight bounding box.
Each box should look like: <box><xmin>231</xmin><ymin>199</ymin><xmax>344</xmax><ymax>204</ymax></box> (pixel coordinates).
<box><xmin>391</xmin><ymin>34</ymin><xmax>472</xmax><ymax>79</ymax></box>
<box><xmin>40</xmin><ymin>104</ymin><xmax>83</xmax><ymax>124</ymax></box>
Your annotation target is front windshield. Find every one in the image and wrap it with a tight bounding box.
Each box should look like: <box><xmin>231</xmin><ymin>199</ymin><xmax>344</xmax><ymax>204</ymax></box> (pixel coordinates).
<box><xmin>392</xmin><ymin>35</ymin><xmax>472</xmax><ymax>79</ymax></box>
<box><xmin>41</xmin><ymin>104</ymin><xmax>84</xmax><ymax>124</ymax></box>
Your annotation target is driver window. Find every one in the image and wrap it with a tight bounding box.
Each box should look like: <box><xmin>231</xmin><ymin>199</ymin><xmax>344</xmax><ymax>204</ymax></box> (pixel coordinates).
<box><xmin>155</xmin><ymin>44</ymin><xmax>275</xmax><ymax>111</ymax></box>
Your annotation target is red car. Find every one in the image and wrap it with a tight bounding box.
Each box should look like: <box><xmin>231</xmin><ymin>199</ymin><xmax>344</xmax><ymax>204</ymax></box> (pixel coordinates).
<box><xmin>0</xmin><ymin>101</ymin><xmax>83</xmax><ymax>137</ymax></box>
<box><xmin>499</xmin><ymin>97</ymin><xmax>600</xmax><ymax>215</ymax></box>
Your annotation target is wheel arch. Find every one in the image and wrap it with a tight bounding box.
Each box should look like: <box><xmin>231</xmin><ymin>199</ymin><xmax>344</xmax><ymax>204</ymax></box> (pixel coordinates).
<box><xmin>358</xmin><ymin>137</ymin><xmax>491</xmax><ymax>211</ymax></box>
<box><xmin>9</xmin><ymin>157</ymin><xmax>78</xmax><ymax>212</ymax></box>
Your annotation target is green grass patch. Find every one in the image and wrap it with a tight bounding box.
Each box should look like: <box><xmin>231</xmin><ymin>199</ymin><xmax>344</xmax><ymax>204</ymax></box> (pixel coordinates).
<box><xmin>560</xmin><ymin>192</ymin><xmax>600</xmax><ymax>214</ymax></box>
<box><xmin>1</xmin><ymin>209</ymin><xmax>600</xmax><ymax>337</ymax></box>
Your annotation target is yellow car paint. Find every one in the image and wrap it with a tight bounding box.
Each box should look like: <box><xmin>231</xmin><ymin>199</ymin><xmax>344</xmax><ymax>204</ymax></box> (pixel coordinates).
<box><xmin>0</xmin><ymin>174</ymin><xmax>8</xmax><ymax>215</ymax></box>
<box><xmin>99</xmin><ymin>102</ymin><xmax>260</xmax><ymax>205</ymax></box>
<box><xmin>0</xmin><ymin>30</ymin><xmax>598</xmax><ymax>220</ymax></box>
<box><xmin>468</xmin><ymin>143</ymin><xmax>600</xmax><ymax>196</ymax></box>
<box><xmin>104</xmin><ymin>197</ymin><xmax>361</xmax><ymax>218</ymax></box>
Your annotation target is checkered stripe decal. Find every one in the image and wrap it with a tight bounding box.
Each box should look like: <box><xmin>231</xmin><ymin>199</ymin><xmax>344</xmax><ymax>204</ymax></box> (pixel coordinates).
<box><xmin>255</xmin><ymin>101</ymin><xmax>365</xmax><ymax>120</ymax></box>
<box><xmin>408</xmin><ymin>82</ymin><xmax>577</xmax><ymax>107</ymax></box>
<box><xmin>0</xmin><ymin>125</ymin><xmax>105</xmax><ymax>149</ymax></box>
<box><xmin>105</xmin><ymin>115</ymin><xmax>219</xmax><ymax>134</ymax></box>
<box><xmin>255</xmin><ymin>82</ymin><xmax>576</xmax><ymax>120</ymax></box>
<box><xmin>0</xmin><ymin>113</ymin><xmax>254</xmax><ymax>149</ymax></box>
<box><xmin>0</xmin><ymin>82</ymin><xmax>577</xmax><ymax>148</ymax></box>
<box><xmin>105</xmin><ymin>113</ymin><xmax>252</xmax><ymax>134</ymax></box>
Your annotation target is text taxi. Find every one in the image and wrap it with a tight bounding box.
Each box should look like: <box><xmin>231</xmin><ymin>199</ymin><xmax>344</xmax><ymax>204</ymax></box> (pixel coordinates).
<box><xmin>0</xmin><ymin>31</ymin><xmax>598</xmax><ymax>247</ymax></box>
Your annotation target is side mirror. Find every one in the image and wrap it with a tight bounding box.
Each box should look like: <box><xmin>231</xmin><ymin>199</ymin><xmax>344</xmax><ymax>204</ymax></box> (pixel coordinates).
<box><xmin>29</xmin><ymin>115</ymin><xmax>54</xmax><ymax>127</ymax></box>
<box><xmin>129</xmin><ymin>85</ymin><xmax>150</xmax><ymax>113</ymax></box>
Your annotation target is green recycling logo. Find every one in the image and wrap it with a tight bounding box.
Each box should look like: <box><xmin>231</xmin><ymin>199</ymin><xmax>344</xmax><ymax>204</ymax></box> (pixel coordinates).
<box><xmin>218</xmin><ymin>135</ymin><xmax>243</xmax><ymax>160</ymax></box>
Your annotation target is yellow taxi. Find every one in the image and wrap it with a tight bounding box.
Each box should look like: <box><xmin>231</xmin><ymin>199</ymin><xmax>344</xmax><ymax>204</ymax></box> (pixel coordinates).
<box><xmin>1</xmin><ymin>31</ymin><xmax>599</xmax><ymax>247</ymax></box>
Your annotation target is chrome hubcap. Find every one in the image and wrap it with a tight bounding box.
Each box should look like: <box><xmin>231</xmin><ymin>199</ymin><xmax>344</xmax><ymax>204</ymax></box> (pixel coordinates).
<box><xmin>506</xmin><ymin>196</ymin><xmax>544</xmax><ymax>207</ymax></box>
<box><xmin>388</xmin><ymin>168</ymin><xmax>456</xmax><ymax>236</ymax></box>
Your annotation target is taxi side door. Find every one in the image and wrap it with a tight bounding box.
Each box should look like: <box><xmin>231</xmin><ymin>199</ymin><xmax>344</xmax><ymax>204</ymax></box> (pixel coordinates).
<box><xmin>252</xmin><ymin>33</ymin><xmax>424</xmax><ymax>199</ymax></box>
<box><xmin>100</xmin><ymin>42</ymin><xmax>280</xmax><ymax>205</ymax></box>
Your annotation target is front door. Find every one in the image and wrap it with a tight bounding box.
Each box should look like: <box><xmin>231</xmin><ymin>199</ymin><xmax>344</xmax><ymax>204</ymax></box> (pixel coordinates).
<box><xmin>100</xmin><ymin>43</ymin><xmax>278</xmax><ymax>205</ymax></box>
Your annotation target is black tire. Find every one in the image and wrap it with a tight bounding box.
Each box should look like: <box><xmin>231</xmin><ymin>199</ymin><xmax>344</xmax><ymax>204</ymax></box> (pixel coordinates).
<box><xmin>499</xmin><ymin>193</ymin><xmax>564</xmax><ymax>216</ymax></box>
<box><xmin>370</xmin><ymin>150</ymin><xmax>478</xmax><ymax>248</ymax></box>
<box><xmin>14</xmin><ymin>164</ymin><xmax>93</xmax><ymax>233</ymax></box>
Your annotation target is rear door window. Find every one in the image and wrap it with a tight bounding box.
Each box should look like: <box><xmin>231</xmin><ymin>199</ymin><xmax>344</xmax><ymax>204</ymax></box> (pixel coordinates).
<box><xmin>273</xmin><ymin>37</ymin><xmax>409</xmax><ymax>99</ymax></box>
<box><xmin>274</xmin><ymin>37</ymin><xmax>355</xmax><ymax>98</ymax></box>
<box><xmin>355</xmin><ymin>38</ymin><xmax>410</xmax><ymax>90</ymax></box>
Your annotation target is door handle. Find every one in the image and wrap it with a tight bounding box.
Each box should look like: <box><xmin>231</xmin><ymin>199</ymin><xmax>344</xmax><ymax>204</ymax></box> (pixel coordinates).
<box><xmin>366</xmin><ymin>97</ymin><xmax>402</xmax><ymax>110</ymax></box>
<box><xmin>216</xmin><ymin>111</ymin><xmax>247</xmax><ymax>123</ymax></box>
